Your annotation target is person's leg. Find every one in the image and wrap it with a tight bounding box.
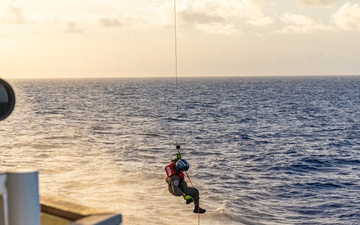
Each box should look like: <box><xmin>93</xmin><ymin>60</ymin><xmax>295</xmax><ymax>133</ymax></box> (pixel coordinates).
<box><xmin>182</xmin><ymin>186</ymin><xmax>199</xmax><ymax>206</ymax></box>
<box><xmin>180</xmin><ymin>181</ymin><xmax>206</xmax><ymax>213</ymax></box>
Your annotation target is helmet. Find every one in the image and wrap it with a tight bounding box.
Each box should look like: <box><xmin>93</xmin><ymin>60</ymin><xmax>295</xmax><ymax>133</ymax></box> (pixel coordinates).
<box><xmin>175</xmin><ymin>159</ymin><xmax>190</xmax><ymax>171</ymax></box>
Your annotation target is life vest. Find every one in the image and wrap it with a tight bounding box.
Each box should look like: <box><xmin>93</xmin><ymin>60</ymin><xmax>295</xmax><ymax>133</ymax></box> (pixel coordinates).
<box><xmin>165</xmin><ymin>163</ymin><xmax>184</xmax><ymax>180</ymax></box>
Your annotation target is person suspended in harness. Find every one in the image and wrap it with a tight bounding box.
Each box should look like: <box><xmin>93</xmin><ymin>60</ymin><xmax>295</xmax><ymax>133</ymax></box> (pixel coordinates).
<box><xmin>165</xmin><ymin>146</ymin><xmax>206</xmax><ymax>214</ymax></box>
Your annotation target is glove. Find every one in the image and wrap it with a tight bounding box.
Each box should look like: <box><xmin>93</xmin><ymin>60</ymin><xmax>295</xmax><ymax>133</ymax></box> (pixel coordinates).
<box><xmin>177</xmin><ymin>152</ymin><xmax>182</xmax><ymax>159</ymax></box>
<box><xmin>184</xmin><ymin>195</ymin><xmax>192</xmax><ymax>200</ymax></box>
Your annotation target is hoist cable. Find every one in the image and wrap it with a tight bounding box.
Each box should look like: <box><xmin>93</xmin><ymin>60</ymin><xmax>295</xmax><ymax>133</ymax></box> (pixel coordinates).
<box><xmin>174</xmin><ymin>0</ymin><xmax>179</xmax><ymax>146</ymax></box>
<box><xmin>185</xmin><ymin>171</ymin><xmax>201</xmax><ymax>224</ymax></box>
<box><xmin>173</xmin><ymin>2</ymin><xmax>201</xmax><ymax>224</ymax></box>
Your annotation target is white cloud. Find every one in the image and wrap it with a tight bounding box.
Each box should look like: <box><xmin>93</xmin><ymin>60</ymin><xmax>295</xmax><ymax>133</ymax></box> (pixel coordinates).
<box><xmin>0</xmin><ymin>0</ymin><xmax>273</xmax><ymax>36</ymax></box>
<box><xmin>98</xmin><ymin>16</ymin><xmax>121</xmax><ymax>27</ymax></box>
<box><xmin>0</xmin><ymin>0</ymin><xmax>26</xmax><ymax>24</ymax></box>
<box><xmin>175</xmin><ymin>0</ymin><xmax>272</xmax><ymax>35</ymax></box>
<box><xmin>195</xmin><ymin>22</ymin><xmax>240</xmax><ymax>36</ymax></box>
<box><xmin>275</xmin><ymin>12</ymin><xmax>332</xmax><ymax>34</ymax></box>
<box><xmin>66</xmin><ymin>22</ymin><xmax>83</xmax><ymax>33</ymax></box>
<box><xmin>178</xmin><ymin>0</ymin><xmax>269</xmax><ymax>22</ymax></box>
<box><xmin>246</xmin><ymin>16</ymin><xmax>273</xmax><ymax>26</ymax></box>
<box><xmin>179</xmin><ymin>11</ymin><xmax>225</xmax><ymax>25</ymax></box>
<box><xmin>297</xmin><ymin>0</ymin><xmax>336</xmax><ymax>6</ymax></box>
<box><xmin>97</xmin><ymin>3</ymin><xmax>173</xmax><ymax>30</ymax></box>
<box><xmin>331</xmin><ymin>2</ymin><xmax>360</xmax><ymax>31</ymax></box>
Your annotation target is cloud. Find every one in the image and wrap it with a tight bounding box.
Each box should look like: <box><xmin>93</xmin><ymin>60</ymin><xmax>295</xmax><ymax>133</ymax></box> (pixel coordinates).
<box><xmin>66</xmin><ymin>22</ymin><xmax>83</xmax><ymax>33</ymax></box>
<box><xmin>331</xmin><ymin>2</ymin><xmax>360</xmax><ymax>31</ymax></box>
<box><xmin>296</xmin><ymin>0</ymin><xmax>336</xmax><ymax>6</ymax></box>
<box><xmin>0</xmin><ymin>0</ymin><xmax>26</xmax><ymax>24</ymax></box>
<box><xmin>176</xmin><ymin>0</ymin><xmax>272</xmax><ymax>35</ymax></box>
<box><xmin>179</xmin><ymin>11</ymin><xmax>225</xmax><ymax>25</ymax></box>
<box><xmin>98</xmin><ymin>16</ymin><xmax>121</xmax><ymax>27</ymax></box>
<box><xmin>276</xmin><ymin>2</ymin><xmax>360</xmax><ymax>34</ymax></box>
<box><xmin>178</xmin><ymin>0</ymin><xmax>269</xmax><ymax>23</ymax></box>
<box><xmin>195</xmin><ymin>22</ymin><xmax>240</xmax><ymax>36</ymax></box>
<box><xmin>246</xmin><ymin>16</ymin><xmax>273</xmax><ymax>26</ymax></box>
<box><xmin>275</xmin><ymin>12</ymin><xmax>332</xmax><ymax>34</ymax></box>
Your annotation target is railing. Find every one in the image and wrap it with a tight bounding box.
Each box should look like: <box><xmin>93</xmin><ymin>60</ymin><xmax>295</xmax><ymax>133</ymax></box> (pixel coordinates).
<box><xmin>0</xmin><ymin>169</ymin><xmax>122</xmax><ymax>225</ymax></box>
<box><xmin>0</xmin><ymin>169</ymin><xmax>40</xmax><ymax>225</ymax></box>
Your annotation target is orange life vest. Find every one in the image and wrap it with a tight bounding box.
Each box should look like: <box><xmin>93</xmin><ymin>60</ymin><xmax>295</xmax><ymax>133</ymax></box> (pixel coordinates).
<box><xmin>165</xmin><ymin>163</ymin><xmax>184</xmax><ymax>180</ymax></box>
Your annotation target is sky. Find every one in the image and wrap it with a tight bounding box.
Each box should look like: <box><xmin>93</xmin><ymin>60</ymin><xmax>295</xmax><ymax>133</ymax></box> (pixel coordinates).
<box><xmin>0</xmin><ymin>0</ymin><xmax>360</xmax><ymax>79</ymax></box>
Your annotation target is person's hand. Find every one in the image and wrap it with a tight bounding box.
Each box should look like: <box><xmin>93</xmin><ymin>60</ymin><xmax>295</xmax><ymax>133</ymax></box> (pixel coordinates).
<box><xmin>177</xmin><ymin>152</ymin><xmax>182</xmax><ymax>159</ymax></box>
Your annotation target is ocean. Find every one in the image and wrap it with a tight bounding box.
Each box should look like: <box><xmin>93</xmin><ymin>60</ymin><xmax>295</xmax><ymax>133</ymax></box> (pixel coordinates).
<box><xmin>1</xmin><ymin>76</ymin><xmax>360</xmax><ymax>225</ymax></box>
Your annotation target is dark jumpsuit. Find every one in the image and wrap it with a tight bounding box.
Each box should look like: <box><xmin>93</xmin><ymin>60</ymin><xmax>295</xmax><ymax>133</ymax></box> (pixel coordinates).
<box><xmin>166</xmin><ymin>166</ymin><xmax>200</xmax><ymax>206</ymax></box>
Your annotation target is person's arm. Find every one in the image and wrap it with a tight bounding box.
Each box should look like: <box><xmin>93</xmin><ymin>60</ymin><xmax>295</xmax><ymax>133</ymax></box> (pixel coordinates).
<box><xmin>170</xmin><ymin>151</ymin><xmax>182</xmax><ymax>163</ymax></box>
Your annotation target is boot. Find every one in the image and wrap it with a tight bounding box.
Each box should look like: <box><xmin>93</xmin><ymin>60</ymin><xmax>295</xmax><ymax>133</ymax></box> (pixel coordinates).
<box><xmin>193</xmin><ymin>206</ymin><xmax>206</xmax><ymax>214</ymax></box>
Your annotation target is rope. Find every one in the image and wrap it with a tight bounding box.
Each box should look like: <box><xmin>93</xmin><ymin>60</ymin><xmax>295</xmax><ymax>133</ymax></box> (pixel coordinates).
<box><xmin>174</xmin><ymin>0</ymin><xmax>179</xmax><ymax>146</ymax></box>
<box><xmin>173</xmin><ymin>3</ymin><xmax>201</xmax><ymax>224</ymax></box>
<box><xmin>185</xmin><ymin>171</ymin><xmax>201</xmax><ymax>225</ymax></box>
<box><xmin>185</xmin><ymin>171</ymin><xmax>194</xmax><ymax>187</ymax></box>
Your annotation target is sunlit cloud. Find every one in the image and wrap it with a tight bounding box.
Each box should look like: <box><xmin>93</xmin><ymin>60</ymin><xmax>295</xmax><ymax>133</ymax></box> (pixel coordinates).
<box><xmin>275</xmin><ymin>12</ymin><xmax>332</xmax><ymax>34</ymax></box>
<box><xmin>178</xmin><ymin>0</ymin><xmax>269</xmax><ymax>22</ymax></box>
<box><xmin>66</xmin><ymin>22</ymin><xmax>83</xmax><ymax>33</ymax></box>
<box><xmin>331</xmin><ymin>2</ymin><xmax>360</xmax><ymax>31</ymax></box>
<box><xmin>179</xmin><ymin>11</ymin><xmax>225</xmax><ymax>25</ymax></box>
<box><xmin>97</xmin><ymin>0</ymin><xmax>274</xmax><ymax>36</ymax></box>
<box><xmin>246</xmin><ymin>16</ymin><xmax>273</xmax><ymax>26</ymax></box>
<box><xmin>296</xmin><ymin>0</ymin><xmax>336</xmax><ymax>6</ymax></box>
<box><xmin>0</xmin><ymin>0</ymin><xmax>26</xmax><ymax>24</ymax></box>
<box><xmin>99</xmin><ymin>3</ymin><xmax>173</xmax><ymax>30</ymax></box>
<box><xmin>98</xmin><ymin>16</ymin><xmax>121</xmax><ymax>27</ymax></box>
<box><xmin>0</xmin><ymin>0</ymin><xmax>273</xmax><ymax>36</ymax></box>
<box><xmin>175</xmin><ymin>0</ymin><xmax>272</xmax><ymax>35</ymax></box>
<box><xmin>195</xmin><ymin>22</ymin><xmax>240</xmax><ymax>36</ymax></box>
<box><xmin>275</xmin><ymin>2</ymin><xmax>360</xmax><ymax>34</ymax></box>
<box><xmin>2</xmin><ymin>0</ymin><xmax>360</xmax><ymax>79</ymax></box>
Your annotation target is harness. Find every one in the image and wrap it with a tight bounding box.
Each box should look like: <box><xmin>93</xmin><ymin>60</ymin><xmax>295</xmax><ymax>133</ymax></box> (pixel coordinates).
<box><xmin>165</xmin><ymin>163</ymin><xmax>184</xmax><ymax>180</ymax></box>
